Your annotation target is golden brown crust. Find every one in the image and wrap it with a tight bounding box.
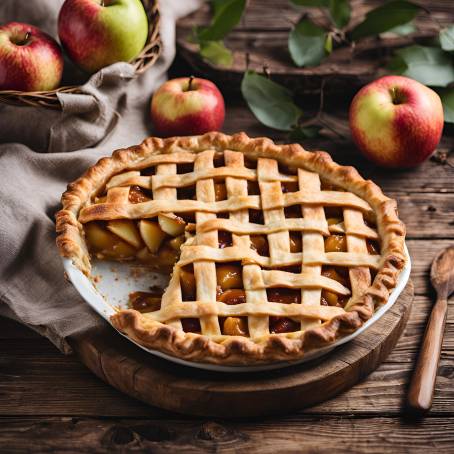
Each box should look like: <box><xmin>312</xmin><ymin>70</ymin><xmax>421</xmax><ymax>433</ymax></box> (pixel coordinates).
<box><xmin>56</xmin><ymin>132</ymin><xmax>406</xmax><ymax>365</ymax></box>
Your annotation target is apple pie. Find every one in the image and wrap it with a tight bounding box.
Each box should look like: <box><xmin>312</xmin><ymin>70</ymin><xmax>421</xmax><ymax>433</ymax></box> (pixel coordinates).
<box><xmin>56</xmin><ymin>132</ymin><xmax>406</xmax><ymax>365</ymax></box>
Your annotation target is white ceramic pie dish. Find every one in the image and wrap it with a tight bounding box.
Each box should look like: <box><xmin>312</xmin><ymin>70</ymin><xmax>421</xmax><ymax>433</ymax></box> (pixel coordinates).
<box><xmin>63</xmin><ymin>245</ymin><xmax>410</xmax><ymax>373</ymax></box>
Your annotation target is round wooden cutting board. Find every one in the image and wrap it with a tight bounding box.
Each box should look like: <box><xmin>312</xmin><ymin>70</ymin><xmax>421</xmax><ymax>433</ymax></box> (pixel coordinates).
<box><xmin>70</xmin><ymin>281</ymin><xmax>413</xmax><ymax>418</ymax></box>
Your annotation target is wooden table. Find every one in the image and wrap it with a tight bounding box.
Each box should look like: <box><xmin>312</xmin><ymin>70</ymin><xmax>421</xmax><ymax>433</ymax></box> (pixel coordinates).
<box><xmin>1</xmin><ymin>57</ymin><xmax>454</xmax><ymax>451</ymax></box>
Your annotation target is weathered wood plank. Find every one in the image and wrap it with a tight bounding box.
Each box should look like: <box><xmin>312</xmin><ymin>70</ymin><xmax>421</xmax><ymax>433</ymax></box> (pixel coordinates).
<box><xmin>177</xmin><ymin>0</ymin><xmax>452</xmax><ymax>32</ymax></box>
<box><xmin>0</xmin><ymin>288</ymin><xmax>452</xmax><ymax>417</ymax></box>
<box><xmin>392</xmin><ymin>195</ymin><xmax>454</xmax><ymax>239</ymax></box>
<box><xmin>0</xmin><ymin>354</ymin><xmax>447</xmax><ymax>419</ymax></box>
<box><xmin>0</xmin><ymin>416</ymin><xmax>453</xmax><ymax>453</ymax></box>
<box><xmin>0</xmin><ymin>340</ymin><xmax>161</xmax><ymax>418</ymax></box>
<box><xmin>308</xmin><ymin>322</ymin><xmax>453</xmax><ymax>415</ymax></box>
<box><xmin>404</xmin><ymin>295</ymin><xmax>454</xmax><ymax>327</ymax></box>
<box><xmin>407</xmin><ymin>240</ymin><xmax>454</xmax><ymax>296</ymax></box>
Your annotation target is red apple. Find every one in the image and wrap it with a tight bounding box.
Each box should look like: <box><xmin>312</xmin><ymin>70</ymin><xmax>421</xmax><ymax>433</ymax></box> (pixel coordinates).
<box><xmin>151</xmin><ymin>77</ymin><xmax>225</xmax><ymax>137</ymax></box>
<box><xmin>58</xmin><ymin>0</ymin><xmax>148</xmax><ymax>74</ymax></box>
<box><xmin>349</xmin><ymin>75</ymin><xmax>444</xmax><ymax>168</ymax></box>
<box><xmin>0</xmin><ymin>22</ymin><xmax>63</xmax><ymax>91</ymax></box>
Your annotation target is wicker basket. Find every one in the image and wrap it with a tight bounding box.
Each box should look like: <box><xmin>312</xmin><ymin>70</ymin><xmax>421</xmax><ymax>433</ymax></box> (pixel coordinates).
<box><xmin>0</xmin><ymin>0</ymin><xmax>161</xmax><ymax>110</ymax></box>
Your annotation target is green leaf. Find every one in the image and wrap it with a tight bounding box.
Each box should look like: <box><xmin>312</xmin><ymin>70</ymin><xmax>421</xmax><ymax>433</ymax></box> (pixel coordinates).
<box><xmin>241</xmin><ymin>71</ymin><xmax>303</xmax><ymax>131</ymax></box>
<box><xmin>387</xmin><ymin>54</ymin><xmax>408</xmax><ymax>74</ymax></box>
<box><xmin>439</xmin><ymin>88</ymin><xmax>454</xmax><ymax>123</ymax></box>
<box><xmin>211</xmin><ymin>0</ymin><xmax>226</xmax><ymax>17</ymax></box>
<box><xmin>289</xmin><ymin>19</ymin><xmax>328</xmax><ymax>67</ymax></box>
<box><xmin>199</xmin><ymin>40</ymin><xmax>233</xmax><ymax>67</ymax></box>
<box><xmin>289</xmin><ymin>125</ymin><xmax>322</xmax><ymax>140</ymax></box>
<box><xmin>329</xmin><ymin>0</ymin><xmax>350</xmax><ymax>29</ymax></box>
<box><xmin>291</xmin><ymin>0</ymin><xmax>329</xmax><ymax>6</ymax></box>
<box><xmin>440</xmin><ymin>25</ymin><xmax>454</xmax><ymax>52</ymax></box>
<box><xmin>197</xmin><ymin>0</ymin><xmax>246</xmax><ymax>41</ymax></box>
<box><xmin>292</xmin><ymin>0</ymin><xmax>350</xmax><ymax>29</ymax></box>
<box><xmin>386</xmin><ymin>22</ymin><xmax>416</xmax><ymax>36</ymax></box>
<box><xmin>388</xmin><ymin>45</ymin><xmax>454</xmax><ymax>87</ymax></box>
<box><xmin>324</xmin><ymin>33</ymin><xmax>333</xmax><ymax>54</ymax></box>
<box><xmin>351</xmin><ymin>1</ymin><xmax>421</xmax><ymax>41</ymax></box>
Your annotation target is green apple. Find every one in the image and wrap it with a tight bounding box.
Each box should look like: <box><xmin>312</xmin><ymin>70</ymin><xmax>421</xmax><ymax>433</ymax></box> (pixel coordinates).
<box><xmin>58</xmin><ymin>0</ymin><xmax>148</xmax><ymax>73</ymax></box>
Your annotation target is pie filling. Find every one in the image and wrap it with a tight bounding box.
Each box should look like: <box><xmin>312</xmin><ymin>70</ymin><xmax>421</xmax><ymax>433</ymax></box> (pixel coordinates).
<box><xmin>81</xmin><ymin>163</ymin><xmax>380</xmax><ymax>338</ymax></box>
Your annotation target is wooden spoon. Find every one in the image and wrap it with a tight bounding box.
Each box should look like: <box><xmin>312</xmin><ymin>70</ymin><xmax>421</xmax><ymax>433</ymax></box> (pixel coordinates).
<box><xmin>407</xmin><ymin>246</ymin><xmax>454</xmax><ymax>413</ymax></box>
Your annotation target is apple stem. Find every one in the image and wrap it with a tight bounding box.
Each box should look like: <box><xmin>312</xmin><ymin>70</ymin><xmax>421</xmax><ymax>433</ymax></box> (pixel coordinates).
<box><xmin>15</xmin><ymin>31</ymin><xmax>31</xmax><ymax>46</ymax></box>
<box><xmin>188</xmin><ymin>76</ymin><xmax>194</xmax><ymax>91</ymax></box>
<box><xmin>297</xmin><ymin>78</ymin><xmax>347</xmax><ymax>140</ymax></box>
<box><xmin>390</xmin><ymin>87</ymin><xmax>406</xmax><ymax>105</ymax></box>
<box><xmin>262</xmin><ymin>65</ymin><xmax>270</xmax><ymax>79</ymax></box>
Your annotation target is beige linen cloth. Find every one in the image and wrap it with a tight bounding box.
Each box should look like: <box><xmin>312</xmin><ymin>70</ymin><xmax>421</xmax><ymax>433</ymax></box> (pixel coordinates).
<box><xmin>0</xmin><ymin>0</ymin><xmax>201</xmax><ymax>352</ymax></box>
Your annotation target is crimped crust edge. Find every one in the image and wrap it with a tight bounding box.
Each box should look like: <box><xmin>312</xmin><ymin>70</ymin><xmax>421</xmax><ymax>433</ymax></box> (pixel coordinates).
<box><xmin>56</xmin><ymin>132</ymin><xmax>406</xmax><ymax>365</ymax></box>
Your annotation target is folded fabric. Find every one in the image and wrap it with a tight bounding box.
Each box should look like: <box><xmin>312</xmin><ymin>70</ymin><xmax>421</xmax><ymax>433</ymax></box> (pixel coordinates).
<box><xmin>0</xmin><ymin>0</ymin><xmax>202</xmax><ymax>352</ymax></box>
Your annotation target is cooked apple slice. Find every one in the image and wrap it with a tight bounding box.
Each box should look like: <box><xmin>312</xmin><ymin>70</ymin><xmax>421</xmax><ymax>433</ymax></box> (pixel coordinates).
<box><xmin>157</xmin><ymin>245</ymin><xmax>179</xmax><ymax>266</ymax></box>
<box><xmin>111</xmin><ymin>240</ymin><xmax>137</xmax><ymax>259</ymax></box>
<box><xmin>223</xmin><ymin>316</ymin><xmax>248</xmax><ymax>336</ymax></box>
<box><xmin>137</xmin><ymin>246</ymin><xmax>155</xmax><ymax>264</ymax></box>
<box><xmin>158</xmin><ymin>213</ymin><xmax>185</xmax><ymax>237</ymax></box>
<box><xmin>180</xmin><ymin>267</ymin><xmax>196</xmax><ymax>299</ymax></box>
<box><xmin>107</xmin><ymin>220</ymin><xmax>142</xmax><ymax>248</ymax></box>
<box><xmin>168</xmin><ymin>235</ymin><xmax>185</xmax><ymax>251</ymax></box>
<box><xmin>84</xmin><ymin>223</ymin><xmax>136</xmax><ymax>259</ymax></box>
<box><xmin>85</xmin><ymin>223</ymin><xmax>116</xmax><ymax>252</ymax></box>
<box><xmin>139</xmin><ymin>220</ymin><xmax>166</xmax><ymax>253</ymax></box>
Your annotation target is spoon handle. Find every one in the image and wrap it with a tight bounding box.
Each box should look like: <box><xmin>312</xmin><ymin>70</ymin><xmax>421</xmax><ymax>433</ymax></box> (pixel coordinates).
<box><xmin>407</xmin><ymin>296</ymin><xmax>448</xmax><ymax>413</ymax></box>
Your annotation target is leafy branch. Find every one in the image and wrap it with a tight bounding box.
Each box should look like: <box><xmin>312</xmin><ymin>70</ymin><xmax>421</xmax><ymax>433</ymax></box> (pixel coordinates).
<box><xmin>241</xmin><ymin>70</ymin><xmax>345</xmax><ymax>140</ymax></box>
<box><xmin>288</xmin><ymin>0</ymin><xmax>424</xmax><ymax>68</ymax></box>
<box><xmin>192</xmin><ymin>0</ymin><xmax>246</xmax><ymax>67</ymax></box>
<box><xmin>241</xmin><ymin>70</ymin><xmax>302</xmax><ymax>131</ymax></box>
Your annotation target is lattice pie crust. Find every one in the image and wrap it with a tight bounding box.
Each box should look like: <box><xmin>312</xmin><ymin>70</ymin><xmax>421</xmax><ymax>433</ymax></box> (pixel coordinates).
<box><xmin>56</xmin><ymin>132</ymin><xmax>406</xmax><ymax>365</ymax></box>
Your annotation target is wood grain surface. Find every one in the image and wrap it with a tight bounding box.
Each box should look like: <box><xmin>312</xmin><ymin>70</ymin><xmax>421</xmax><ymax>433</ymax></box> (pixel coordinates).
<box><xmin>1</xmin><ymin>417</ymin><xmax>454</xmax><ymax>453</ymax></box>
<box><xmin>1</xmin><ymin>49</ymin><xmax>454</xmax><ymax>449</ymax></box>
